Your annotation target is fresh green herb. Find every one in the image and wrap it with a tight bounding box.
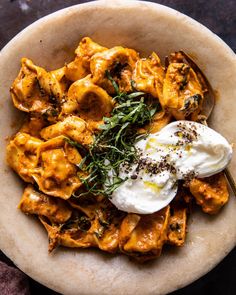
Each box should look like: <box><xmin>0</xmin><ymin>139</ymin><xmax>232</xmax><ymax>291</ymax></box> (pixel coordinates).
<box><xmin>106</xmin><ymin>70</ymin><xmax>120</xmax><ymax>94</ymax></box>
<box><xmin>95</xmin><ymin>208</ymin><xmax>110</xmax><ymax>228</ymax></box>
<box><xmin>98</xmin><ymin>218</ymin><xmax>110</xmax><ymax>228</ymax></box>
<box><xmin>42</xmin><ymin>107</ymin><xmax>58</xmax><ymax>120</ymax></box>
<box><xmin>75</xmin><ymin>156</ymin><xmax>87</xmax><ymax>171</ymax></box>
<box><xmin>94</xmin><ymin>229</ymin><xmax>104</xmax><ymax>239</ymax></box>
<box><xmin>180</xmin><ymin>94</ymin><xmax>202</xmax><ymax>115</ymax></box>
<box><xmin>60</xmin><ymin>215</ymin><xmax>91</xmax><ymax>232</ymax></box>
<box><xmin>69</xmin><ymin>72</ymin><xmax>160</xmax><ymax>197</ymax></box>
<box><xmin>64</xmin><ymin>137</ymin><xmax>88</xmax><ymax>154</ymax></box>
<box><xmin>130</xmin><ymin>79</ymin><xmax>136</xmax><ymax>91</ymax></box>
<box><xmin>78</xmin><ymin>216</ymin><xmax>91</xmax><ymax>231</ymax></box>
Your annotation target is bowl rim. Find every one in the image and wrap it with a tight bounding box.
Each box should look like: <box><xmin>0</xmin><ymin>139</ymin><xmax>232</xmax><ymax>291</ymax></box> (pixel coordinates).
<box><xmin>0</xmin><ymin>1</ymin><xmax>235</xmax><ymax>295</ymax></box>
<box><xmin>1</xmin><ymin>0</ymin><xmax>235</xmax><ymax>58</ymax></box>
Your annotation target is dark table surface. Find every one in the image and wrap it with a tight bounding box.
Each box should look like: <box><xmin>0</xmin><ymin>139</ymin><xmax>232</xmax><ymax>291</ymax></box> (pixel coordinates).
<box><xmin>0</xmin><ymin>0</ymin><xmax>235</xmax><ymax>294</ymax></box>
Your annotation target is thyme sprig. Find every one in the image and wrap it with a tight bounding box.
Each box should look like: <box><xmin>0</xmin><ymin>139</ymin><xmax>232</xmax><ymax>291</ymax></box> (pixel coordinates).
<box><xmin>72</xmin><ymin>72</ymin><xmax>160</xmax><ymax>197</ymax></box>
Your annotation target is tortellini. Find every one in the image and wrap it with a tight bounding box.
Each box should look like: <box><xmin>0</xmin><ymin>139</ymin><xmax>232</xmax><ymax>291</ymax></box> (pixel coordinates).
<box><xmin>119</xmin><ymin>206</ymin><xmax>170</xmax><ymax>261</ymax></box>
<box><xmin>162</xmin><ymin>53</ymin><xmax>204</xmax><ymax>120</ymax></box>
<box><xmin>40</xmin><ymin>197</ymin><xmax>125</xmax><ymax>253</ymax></box>
<box><xmin>65</xmin><ymin>37</ymin><xmax>107</xmax><ymax>81</ymax></box>
<box><xmin>62</xmin><ymin>75</ymin><xmax>113</xmax><ymax>121</ymax></box>
<box><xmin>189</xmin><ymin>172</ymin><xmax>229</xmax><ymax>214</ymax></box>
<box><xmin>40</xmin><ymin>115</ymin><xmax>93</xmax><ymax>145</ymax></box>
<box><xmin>7</xmin><ymin>37</ymin><xmax>227</xmax><ymax>261</ymax></box>
<box><xmin>19</xmin><ymin>185</ymin><xmax>72</xmax><ymax>223</ymax></box>
<box><xmin>132</xmin><ymin>52</ymin><xmax>165</xmax><ymax>100</ymax></box>
<box><xmin>90</xmin><ymin>46</ymin><xmax>139</xmax><ymax>94</ymax></box>
<box><xmin>11</xmin><ymin>58</ymin><xmax>67</xmax><ymax>115</ymax></box>
<box><xmin>7</xmin><ymin>132</ymin><xmax>42</xmax><ymax>183</ymax></box>
<box><xmin>7</xmin><ymin>134</ymin><xmax>84</xmax><ymax>199</ymax></box>
<box><xmin>32</xmin><ymin>138</ymin><xmax>83</xmax><ymax>199</ymax></box>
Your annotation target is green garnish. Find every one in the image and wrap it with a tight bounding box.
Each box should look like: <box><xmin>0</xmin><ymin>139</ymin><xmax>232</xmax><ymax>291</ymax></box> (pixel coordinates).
<box><xmin>70</xmin><ymin>72</ymin><xmax>160</xmax><ymax>197</ymax></box>
<box><xmin>64</xmin><ymin>137</ymin><xmax>88</xmax><ymax>155</ymax></box>
<box><xmin>60</xmin><ymin>215</ymin><xmax>91</xmax><ymax>232</ymax></box>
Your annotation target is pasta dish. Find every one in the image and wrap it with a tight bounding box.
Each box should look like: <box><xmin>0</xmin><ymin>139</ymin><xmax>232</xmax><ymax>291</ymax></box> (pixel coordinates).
<box><xmin>6</xmin><ymin>37</ymin><xmax>232</xmax><ymax>262</ymax></box>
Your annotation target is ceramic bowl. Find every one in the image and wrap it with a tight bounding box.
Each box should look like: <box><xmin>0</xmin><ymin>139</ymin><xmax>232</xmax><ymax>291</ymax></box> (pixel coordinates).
<box><xmin>0</xmin><ymin>1</ymin><xmax>235</xmax><ymax>294</ymax></box>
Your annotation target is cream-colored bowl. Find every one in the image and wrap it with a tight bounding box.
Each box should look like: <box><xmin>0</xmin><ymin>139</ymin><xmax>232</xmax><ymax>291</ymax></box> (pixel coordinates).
<box><xmin>0</xmin><ymin>1</ymin><xmax>235</xmax><ymax>294</ymax></box>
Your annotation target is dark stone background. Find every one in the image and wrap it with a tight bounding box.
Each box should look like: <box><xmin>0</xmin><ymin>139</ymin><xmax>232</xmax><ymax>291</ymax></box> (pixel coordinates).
<box><xmin>0</xmin><ymin>0</ymin><xmax>235</xmax><ymax>294</ymax></box>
